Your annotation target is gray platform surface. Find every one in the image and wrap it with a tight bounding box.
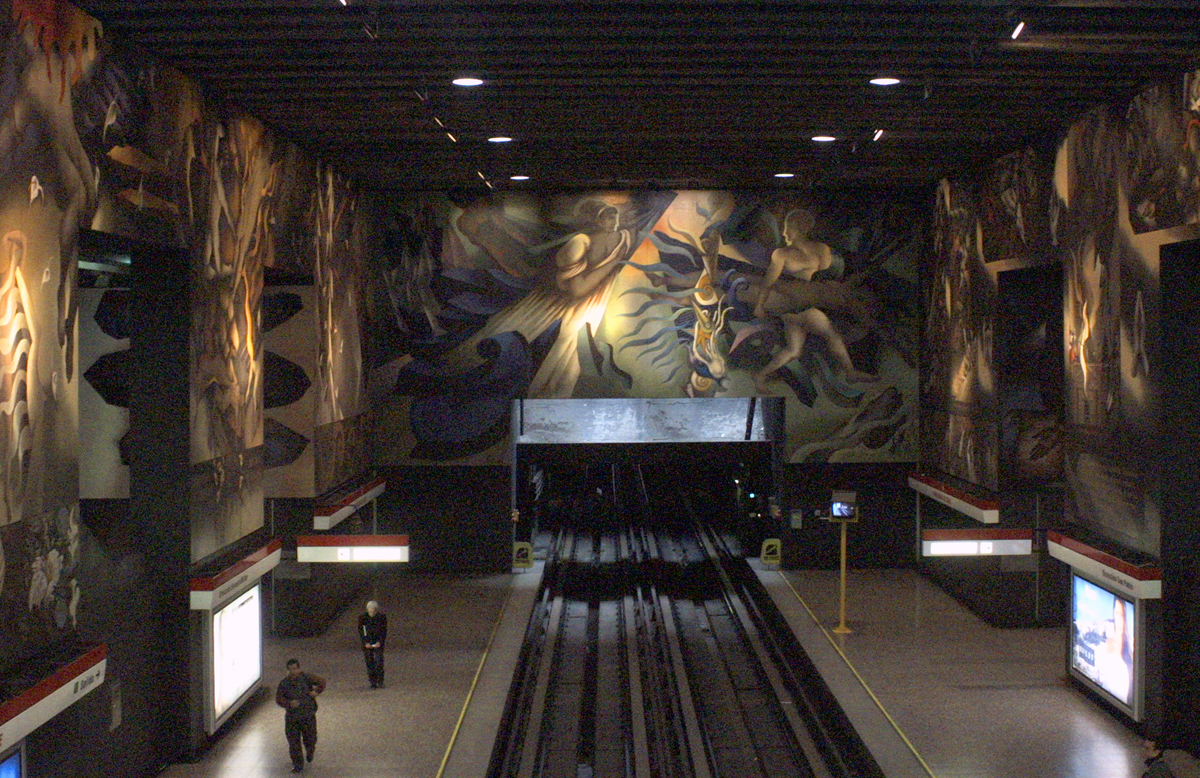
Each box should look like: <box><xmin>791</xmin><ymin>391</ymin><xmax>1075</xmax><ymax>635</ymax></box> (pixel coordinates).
<box><xmin>163</xmin><ymin>564</ymin><xmax>1197</xmax><ymax>778</ymax></box>
<box><xmin>762</xmin><ymin>566</ymin><xmax>1199</xmax><ymax>778</ymax></box>
<box><xmin>161</xmin><ymin>566</ymin><xmax>542</xmax><ymax>778</ymax></box>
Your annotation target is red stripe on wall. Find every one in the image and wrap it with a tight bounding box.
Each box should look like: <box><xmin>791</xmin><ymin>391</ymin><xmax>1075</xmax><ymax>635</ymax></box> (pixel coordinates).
<box><xmin>0</xmin><ymin>644</ymin><xmax>107</xmax><ymax>726</ymax></box>
<box><xmin>314</xmin><ymin>478</ymin><xmax>386</xmax><ymax>516</ymax></box>
<box><xmin>189</xmin><ymin>538</ymin><xmax>282</xmax><ymax>591</ymax></box>
<box><xmin>1048</xmin><ymin>531</ymin><xmax>1162</xmax><ymax>581</ymax></box>
<box><xmin>296</xmin><ymin>534</ymin><xmax>409</xmax><ymax>547</ymax></box>
<box><xmin>922</xmin><ymin>528</ymin><xmax>1032</xmax><ymax>541</ymax></box>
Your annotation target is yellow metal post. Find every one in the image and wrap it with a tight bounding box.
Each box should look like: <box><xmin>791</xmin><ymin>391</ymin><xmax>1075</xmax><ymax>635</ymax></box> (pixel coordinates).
<box><xmin>833</xmin><ymin>519</ymin><xmax>852</xmax><ymax>634</ymax></box>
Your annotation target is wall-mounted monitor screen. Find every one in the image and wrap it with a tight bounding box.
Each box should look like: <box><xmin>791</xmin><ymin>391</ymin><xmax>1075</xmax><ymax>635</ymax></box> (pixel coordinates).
<box><xmin>831</xmin><ymin>501</ymin><xmax>857</xmax><ymax>519</ymax></box>
<box><xmin>209</xmin><ymin>584</ymin><xmax>262</xmax><ymax>731</ymax></box>
<box><xmin>0</xmin><ymin>744</ymin><xmax>23</xmax><ymax>778</ymax></box>
<box><xmin>1069</xmin><ymin>573</ymin><xmax>1141</xmax><ymax>719</ymax></box>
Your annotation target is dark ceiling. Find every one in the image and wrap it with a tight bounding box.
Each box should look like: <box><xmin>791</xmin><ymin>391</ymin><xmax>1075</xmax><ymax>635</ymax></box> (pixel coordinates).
<box><xmin>75</xmin><ymin>1</ymin><xmax>1200</xmax><ymax>193</ymax></box>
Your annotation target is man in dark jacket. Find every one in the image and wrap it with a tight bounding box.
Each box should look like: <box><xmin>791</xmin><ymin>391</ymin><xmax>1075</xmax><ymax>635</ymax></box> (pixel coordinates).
<box><xmin>1143</xmin><ymin>739</ymin><xmax>1176</xmax><ymax>778</ymax></box>
<box><xmin>358</xmin><ymin>600</ymin><xmax>388</xmax><ymax>688</ymax></box>
<box><xmin>275</xmin><ymin>658</ymin><xmax>326</xmax><ymax>773</ymax></box>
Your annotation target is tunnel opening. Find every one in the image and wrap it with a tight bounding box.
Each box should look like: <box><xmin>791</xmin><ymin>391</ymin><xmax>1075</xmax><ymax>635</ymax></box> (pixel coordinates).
<box><xmin>511</xmin><ymin>398</ymin><xmax>784</xmax><ymax>558</ymax></box>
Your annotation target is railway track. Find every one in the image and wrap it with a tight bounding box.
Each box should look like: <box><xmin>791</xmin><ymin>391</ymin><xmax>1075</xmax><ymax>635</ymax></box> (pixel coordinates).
<box><xmin>488</xmin><ymin>470</ymin><xmax>883</xmax><ymax>778</ymax></box>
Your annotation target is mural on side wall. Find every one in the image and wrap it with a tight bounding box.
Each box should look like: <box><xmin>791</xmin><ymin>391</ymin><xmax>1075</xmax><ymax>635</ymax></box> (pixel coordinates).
<box><xmin>1123</xmin><ymin>73</ymin><xmax>1200</xmax><ymax>234</ymax></box>
<box><xmin>262</xmin><ymin>287</ymin><xmax>316</xmax><ymax>499</ymax></box>
<box><xmin>314</xmin><ymin>412</ymin><xmax>372</xmax><ymax>496</ymax></box>
<box><xmin>313</xmin><ymin>164</ymin><xmax>364</xmax><ymax>427</ymax></box>
<box><xmin>186</xmin><ymin>113</ymin><xmax>267</xmax><ymax>465</ymax></box>
<box><xmin>0</xmin><ymin>0</ymin><xmax>372</xmax><ymax>649</ymax></box>
<box><xmin>980</xmin><ymin>148</ymin><xmax>1054</xmax><ymax>263</ymax></box>
<box><xmin>0</xmin><ymin>0</ymin><xmax>90</xmax><ymax>652</ymax></box>
<box><xmin>369</xmin><ymin>190</ymin><xmax>919</xmax><ymax>464</ymax></box>
<box><xmin>1055</xmin><ymin>88</ymin><xmax>1189</xmax><ymax>555</ymax></box>
<box><xmin>921</xmin><ymin>179</ymin><xmax>998</xmax><ymax>490</ymax></box>
<box><xmin>0</xmin><ymin>0</ymin><xmax>368</xmax><ymax>567</ymax></box>
<box><xmin>925</xmin><ymin>76</ymin><xmax>1200</xmax><ymax>552</ymax></box>
<box><xmin>190</xmin><ymin>447</ymin><xmax>263</xmax><ymax>562</ymax></box>
<box><xmin>79</xmin><ymin>286</ymin><xmax>131</xmax><ymax>498</ymax></box>
<box><xmin>0</xmin><ymin>503</ymin><xmax>82</xmax><ymax>666</ymax></box>
<box><xmin>996</xmin><ymin>264</ymin><xmax>1063</xmax><ymax>485</ymax></box>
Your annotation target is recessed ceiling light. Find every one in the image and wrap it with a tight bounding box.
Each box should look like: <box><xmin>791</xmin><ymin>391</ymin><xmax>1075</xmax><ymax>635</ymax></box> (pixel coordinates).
<box><xmin>774</xmin><ymin>173</ymin><xmax>795</xmax><ymax>178</ymax></box>
<box><xmin>1010</xmin><ymin>20</ymin><xmax>1025</xmax><ymax>39</ymax></box>
<box><xmin>873</xmin><ymin>129</ymin><xmax>884</xmax><ymax>141</ymax></box>
<box><xmin>869</xmin><ymin>77</ymin><xmax>900</xmax><ymax>86</ymax></box>
<box><xmin>510</xmin><ymin>175</ymin><xmax>530</xmax><ymax>181</ymax></box>
<box><xmin>488</xmin><ymin>136</ymin><xmax>512</xmax><ymax>143</ymax></box>
<box><xmin>453</xmin><ymin>77</ymin><xmax>484</xmax><ymax>87</ymax></box>
<box><xmin>812</xmin><ymin>135</ymin><xmax>836</xmax><ymax>143</ymax></box>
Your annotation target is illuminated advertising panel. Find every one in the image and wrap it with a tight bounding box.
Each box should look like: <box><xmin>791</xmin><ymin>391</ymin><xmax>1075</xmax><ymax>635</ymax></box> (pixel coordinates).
<box><xmin>209</xmin><ymin>584</ymin><xmax>262</xmax><ymax>731</ymax></box>
<box><xmin>1069</xmin><ymin>573</ymin><xmax>1141</xmax><ymax>719</ymax></box>
<box><xmin>0</xmin><ymin>744</ymin><xmax>23</xmax><ymax>778</ymax></box>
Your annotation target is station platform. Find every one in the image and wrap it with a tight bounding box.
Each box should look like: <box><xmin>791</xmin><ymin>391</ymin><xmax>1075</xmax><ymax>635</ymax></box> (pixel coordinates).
<box><xmin>162</xmin><ymin>565</ymin><xmax>1198</xmax><ymax>778</ymax></box>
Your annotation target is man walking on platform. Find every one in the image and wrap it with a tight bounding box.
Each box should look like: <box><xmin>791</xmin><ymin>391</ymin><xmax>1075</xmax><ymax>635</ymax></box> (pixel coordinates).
<box><xmin>275</xmin><ymin>658</ymin><xmax>326</xmax><ymax>773</ymax></box>
<box><xmin>358</xmin><ymin>600</ymin><xmax>388</xmax><ymax>688</ymax></box>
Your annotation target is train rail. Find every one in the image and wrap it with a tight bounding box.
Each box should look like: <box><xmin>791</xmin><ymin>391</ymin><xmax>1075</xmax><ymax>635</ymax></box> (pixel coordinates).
<box><xmin>488</xmin><ymin>474</ymin><xmax>883</xmax><ymax>778</ymax></box>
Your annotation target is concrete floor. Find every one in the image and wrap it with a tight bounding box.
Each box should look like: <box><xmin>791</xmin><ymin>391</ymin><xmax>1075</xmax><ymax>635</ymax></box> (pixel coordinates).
<box><xmin>162</xmin><ymin>565</ymin><xmax>1196</xmax><ymax>778</ymax></box>
<box><xmin>771</xmin><ymin>567</ymin><xmax>1199</xmax><ymax>778</ymax></box>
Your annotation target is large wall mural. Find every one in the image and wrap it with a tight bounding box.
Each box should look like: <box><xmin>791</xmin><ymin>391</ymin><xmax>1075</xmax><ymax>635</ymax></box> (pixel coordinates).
<box><xmin>186</xmin><ymin>114</ymin><xmax>268</xmax><ymax>466</ymax></box>
<box><xmin>996</xmin><ymin>263</ymin><xmax>1063</xmax><ymax>485</ymax></box>
<box><xmin>313</xmin><ymin>164</ymin><xmax>365</xmax><ymax>427</ymax></box>
<box><xmin>262</xmin><ymin>286</ymin><xmax>316</xmax><ymax>498</ymax></box>
<box><xmin>0</xmin><ymin>0</ymin><xmax>372</xmax><ymax>667</ymax></box>
<box><xmin>1053</xmin><ymin>82</ymin><xmax>1200</xmax><ymax>555</ymax></box>
<box><xmin>370</xmin><ymin>189</ymin><xmax>921</xmax><ymax>464</ymax></box>
<box><xmin>79</xmin><ymin>286</ymin><xmax>130</xmax><ymax>499</ymax></box>
<box><xmin>922</xmin><ymin>180</ymin><xmax>999</xmax><ymax>490</ymax></box>
<box><xmin>927</xmin><ymin>73</ymin><xmax>1200</xmax><ymax>553</ymax></box>
<box><xmin>0</xmin><ymin>0</ymin><xmax>89</xmax><ymax>662</ymax></box>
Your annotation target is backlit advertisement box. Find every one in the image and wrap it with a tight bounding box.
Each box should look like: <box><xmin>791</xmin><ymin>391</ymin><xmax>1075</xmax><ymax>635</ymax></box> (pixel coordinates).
<box><xmin>0</xmin><ymin>744</ymin><xmax>23</xmax><ymax>778</ymax></box>
<box><xmin>207</xmin><ymin>584</ymin><xmax>262</xmax><ymax>733</ymax></box>
<box><xmin>1069</xmin><ymin>573</ymin><xmax>1141</xmax><ymax>720</ymax></box>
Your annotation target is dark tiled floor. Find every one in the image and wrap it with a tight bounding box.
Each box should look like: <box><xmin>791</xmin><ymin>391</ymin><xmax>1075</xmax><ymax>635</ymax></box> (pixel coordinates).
<box><xmin>164</xmin><ymin>566</ymin><xmax>1198</xmax><ymax>777</ymax></box>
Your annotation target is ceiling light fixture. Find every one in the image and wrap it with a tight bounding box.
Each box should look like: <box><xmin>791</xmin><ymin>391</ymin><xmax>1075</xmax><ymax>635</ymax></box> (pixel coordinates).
<box><xmin>1010</xmin><ymin>20</ymin><xmax>1025</xmax><ymax>39</ymax></box>
<box><xmin>873</xmin><ymin>129</ymin><xmax>884</xmax><ymax>141</ymax></box>
<box><xmin>445</xmin><ymin>132</ymin><xmax>457</xmax><ymax>143</ymax></box>
<box><xmin>510</xmin><ymin>175</ymin><xmax>530</xmax><ymax>181</ymax></box>
<box><xmin>869</xmin><ymin>77</ymin><xmax>900</xmax><ymax>86</ymax></box>
<box><xmin>453</xmin><ymin>77</ymin><xmax>484</xmax><ymax>87</ymax></box>
<box><xmin>812</xmin><ymin>135</ymin><xmax>836</xmax><ymax>143</ymax></box>
<box><xmin>774</xmin><ymin>173</ymin><xmax>795</xmax><ymax>178</ymax></box>
<box><xmin>488</xmin><ymin>136</ymin><xmax>512</xmax><ymax>143</ymax></box>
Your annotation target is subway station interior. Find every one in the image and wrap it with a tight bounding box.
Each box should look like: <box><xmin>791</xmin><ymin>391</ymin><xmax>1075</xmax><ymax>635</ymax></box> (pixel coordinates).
<box><xmin>2</xmin><ymin>2</ymin><xmax>1200</xmax><ymax>777</ymax></box>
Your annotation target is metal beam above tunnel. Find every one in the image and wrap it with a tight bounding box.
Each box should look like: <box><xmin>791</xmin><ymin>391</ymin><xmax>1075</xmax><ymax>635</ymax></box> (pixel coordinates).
<box><xmin>514</xmin><ymin>397</ymin><xmax>781</xmax><ymax>445</ymax></box>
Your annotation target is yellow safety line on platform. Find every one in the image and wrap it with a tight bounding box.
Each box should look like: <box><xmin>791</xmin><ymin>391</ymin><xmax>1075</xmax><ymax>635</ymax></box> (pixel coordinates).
<box><xmin>435</xmin><ymin>576</ymin><xmax>517</xmax><ymax>778</ymax></box>
<box><xmin>777</xmin><ymin>571</ymin><xmax>938</xmax><ymax>778</ymax></box>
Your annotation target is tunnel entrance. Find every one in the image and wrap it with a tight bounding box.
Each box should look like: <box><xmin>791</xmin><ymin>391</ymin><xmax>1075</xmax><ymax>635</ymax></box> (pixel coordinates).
<box><xmin>510</xmin><ymin>398</ymin><xmax>784</xmax><ymax>556</ymax></box>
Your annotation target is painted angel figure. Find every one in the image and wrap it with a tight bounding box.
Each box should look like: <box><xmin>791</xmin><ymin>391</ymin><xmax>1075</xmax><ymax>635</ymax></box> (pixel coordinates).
<box><xmin>750</xmin><ymin>208</ymin><xmax>878</xmax><ymax>393</ymax></box>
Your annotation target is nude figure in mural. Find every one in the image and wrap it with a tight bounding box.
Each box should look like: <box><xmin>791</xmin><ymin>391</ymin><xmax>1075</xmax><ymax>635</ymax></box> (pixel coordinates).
<box><xmin>751</xmin><ymin>208</ymin><xmax>878</xmax><ymax>393</ymax></box>
<box><xmin>529</xmin><ymin>201</ymin><xmax>633</xmax><ymax>396</ymax></box>
<box><xmin>447</xmin><ymin>199</ymin><xmax>636</xmax><ymax>399</ymax></box>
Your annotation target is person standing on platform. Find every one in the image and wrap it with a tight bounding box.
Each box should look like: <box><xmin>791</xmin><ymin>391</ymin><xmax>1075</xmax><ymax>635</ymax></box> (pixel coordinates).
<box><xmin>275</xmin><ymin>658</ymin><xmax>326</xmax><ymax>773</ymax></box>
<box><xmin>1143</xmin><ymin>740</ymin><xmax>1176</xmax><ymax>778</ymax></box>
<box><xmin>358</xmin><ymin>600</ymin><xmax>388</xmax><ymax>688</ymax></box>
